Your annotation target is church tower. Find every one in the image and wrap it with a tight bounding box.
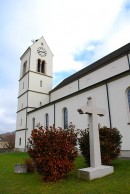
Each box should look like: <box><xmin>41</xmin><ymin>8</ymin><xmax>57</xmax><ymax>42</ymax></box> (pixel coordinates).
<box><xmin>15</xmin><ymin>37</ymin><xmax>53</xmax><ymax>151</ymax></box>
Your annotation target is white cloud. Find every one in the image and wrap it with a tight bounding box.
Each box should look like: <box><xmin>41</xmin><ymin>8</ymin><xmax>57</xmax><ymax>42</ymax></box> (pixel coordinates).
<box><xmin>0</xmin><ymin>108</ymin><xmax>5</xmax><ymax>118</ymax></box>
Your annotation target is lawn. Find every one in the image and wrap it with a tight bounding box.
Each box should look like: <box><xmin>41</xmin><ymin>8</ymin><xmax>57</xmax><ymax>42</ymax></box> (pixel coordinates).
<box><xmin>0</xmin><ymin>152</ymin><xmax>130</xmax><ymax>194</ymax></box>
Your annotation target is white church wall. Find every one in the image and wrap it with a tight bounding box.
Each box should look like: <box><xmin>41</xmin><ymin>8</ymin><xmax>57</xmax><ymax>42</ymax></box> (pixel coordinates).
<box><xmin>17</xmin><ymin>93</ymin><xmax>27</xmax><ymax>111</ymax></box>
<box><xmin>27</xmin><ymin>107</ymin><xmax>36</xmax><ymax>112</ymax></box>
<box><xmin>27</xmin><ymin>84</ymin><xmax>111</xmax><ymax>133</ymax></box>
<box><xmin>50</xmin><ymin>56</ymin><xmax>128</xmax><ymax>102</ymax></box>
<box><xmin>16</xmin><ymin>109</ymin><xmax>27</xmax><ymax>130</ymax></box>
<box><xmin>50</xmin><ymin>80</ymin><xmax>79</xmax><ymax>102</ymax></box>
<box><xmin>15</xmin><ymin>130</ymin><xmax>26</xmax><ymax>150</ymax></box>
<box><xmin>79</xmin><ymin>56</ymin><xmax>128</xmax><ymax>90</ymax></box>
<box><xmin>26</xmin><ymin>75</ymin><xmax>130</xmax><ymax>155</ymax></box>
<box><xmin>28</xmin><ymin>91</ymin><xmax>49</xmax><ymax>108</ymax></box>
<box><xmin>54</xmin><ymin>95</ymin><xmax>88</xmax><ymax>129</ymax></box>
<box><xmin>27</xmin><ymin>104</ymin><xmax>54</xmax><ymax>139</ymax></box>
<box><xmin>108</xmin><ymin>75</ymin><xmax>130</xmax><ymax>150</ymax></box>
<box><xmin>29</xmin><ymin>72</ymin><xmax>52</xmax><ymax>94</ymax></box>
<box><xmin>52</xmin><ymin>84</ymin><xmax>109</xmax><ymax>130</ymax></box>
<box><xmin>30</xmin><ymin>38</ymin><xmax>53</xmax><ymax>77</ymax></box>
<box><xmin>20</xmin><ymin>49</ymin><xmax>30</xmax><ymax>79</ymax></box>
<box><xmin>18</xmin><ymin>74</ymin><xmax>28</xmax><ymax>96</ymax></box>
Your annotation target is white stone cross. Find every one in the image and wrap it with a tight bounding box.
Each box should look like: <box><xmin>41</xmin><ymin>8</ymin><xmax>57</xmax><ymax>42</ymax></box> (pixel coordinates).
<box><xmin>77</xmin><ymin>96</ymin><xmax>105</xmax><ymax>168</ymax></box>
<box><xmin>77</xmin><ymin>96</ymin><xmax>114</xmax><ymax>181</ymax></box>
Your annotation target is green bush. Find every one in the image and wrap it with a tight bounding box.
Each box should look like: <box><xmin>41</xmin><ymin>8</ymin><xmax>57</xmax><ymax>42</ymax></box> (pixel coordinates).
<box><xmin>78</xmin><ymin>126</ymin><xmax>122</xmax><ymax>165</ymax></box>
<box><xmin>27</xmin><ymin>126</ymin><xmax>77</xmax><ymax>182</ymax></box>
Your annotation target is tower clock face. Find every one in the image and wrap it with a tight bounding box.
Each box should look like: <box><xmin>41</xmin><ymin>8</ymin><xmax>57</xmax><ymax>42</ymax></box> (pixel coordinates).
<box><xmin>37</xmin><ymin>47</ymin><xmax>47</xmax><ymax>57</ymax></box>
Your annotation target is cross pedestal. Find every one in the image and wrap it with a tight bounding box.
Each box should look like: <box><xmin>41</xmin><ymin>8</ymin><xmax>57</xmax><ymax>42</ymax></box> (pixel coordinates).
<box><xmin>77</xmin><ymin>97</ymin><xmax>114</xmax><ymax>181</ymax></box>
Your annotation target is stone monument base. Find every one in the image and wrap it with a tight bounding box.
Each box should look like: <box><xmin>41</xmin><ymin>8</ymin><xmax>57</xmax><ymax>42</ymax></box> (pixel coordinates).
<box><xmin>78</xmin><ymin>165</ymin><xmax>114</xmax><ymax>181</ymax></box>
<box><xmin>14</xmin><ymin>164</ymin><xmax>27</xmax><ymax>173</ymax></box>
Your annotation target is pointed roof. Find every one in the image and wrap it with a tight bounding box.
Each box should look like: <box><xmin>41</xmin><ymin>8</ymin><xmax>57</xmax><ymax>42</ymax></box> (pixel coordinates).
<box><xmin>30</xmin><ymin>36</ymin><xmax>53</xmax><ymax>56</ymax></box>
<box><xmin>20</xmin><ymin>36</ymin><xmax>53</xmax><ymax>59</ymax></box>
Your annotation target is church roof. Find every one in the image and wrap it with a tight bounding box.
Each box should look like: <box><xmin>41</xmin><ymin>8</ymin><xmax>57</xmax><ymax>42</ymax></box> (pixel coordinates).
<box><xmin>51</xmin><ymin>42</ymin><xmax>130</xmax><ymax>92</ymax></box>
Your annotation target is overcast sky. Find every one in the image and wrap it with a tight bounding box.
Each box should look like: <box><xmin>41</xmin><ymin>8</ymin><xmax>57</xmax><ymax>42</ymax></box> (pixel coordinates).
<box><xmin>0</xmin><ymin>0</ymin><xmax>130</xmax><ymax>133</ymax></box>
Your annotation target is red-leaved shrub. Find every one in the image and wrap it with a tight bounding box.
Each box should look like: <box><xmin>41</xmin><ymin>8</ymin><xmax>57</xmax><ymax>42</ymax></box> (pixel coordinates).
<box><xmin>27</xmin><ymin>126</ymin><xmax>77</xmax><ymax>182</ymax></box>
<box><xmin>24</xmin><ymin>158</ymin><xmax>35</xmax><ymax>173</ymax></box>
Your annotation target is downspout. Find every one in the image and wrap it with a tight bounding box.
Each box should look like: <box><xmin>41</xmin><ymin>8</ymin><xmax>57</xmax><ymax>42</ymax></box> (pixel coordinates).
<box><xmin>25</xmin><ymin>114</ymin><xmax>27</xmax><ymax>151</ymax></box>
<box><xmin>105</xmin><ymin>83</ymin><xmax>112</xmax><ymax>128</ymax></box>
<box><xmin>78</xmin><ymin>79</ymin><xmax>80</xmax><ymax>91</ymax></box>
<box><xmin>127</xmin><ymin>54</ymin><xmax>130</xmax><ymax>70</ymax></box>
<box><xmin>49</xmin><ymin>92</ymin><xmax>51</xmax><ymax>103</ymax></box>
<box><xmin>54</xmin><ymin>103</ymin><xmax>55</xmax><ymax>128</ymax></box>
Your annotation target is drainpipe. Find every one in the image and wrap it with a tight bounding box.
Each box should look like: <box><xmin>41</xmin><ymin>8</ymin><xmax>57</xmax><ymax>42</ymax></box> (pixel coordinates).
<box><xmin>106</xmin><ymin>83</ymin><xmax>112</xmax><ymax>128</ymax></box>
<box><xmin>54</xmin><ymin>103</ymin><xmax>55</xmax><ymax>128</ymax></box>
<box><xmin>127</xmin><ymin>54</ymin><xmax>130</xmax><ymax>70</ymax></box>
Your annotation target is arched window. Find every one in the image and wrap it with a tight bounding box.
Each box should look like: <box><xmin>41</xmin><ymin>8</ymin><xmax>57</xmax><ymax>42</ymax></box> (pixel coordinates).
<box><xmin>37</xmin><ymin>59</ymin><xmax>41</xmax><ymax>72</ymax></box>
<box><xmin>41</xmin><ymin>61</ymin><xmax>45</xmax><ymax>73</ymax></box>
<box><xmin>32</xmin><ymin>118</ymin><xmax>35</xmax><ymax>129</ymax></box>
<box><xmin>19</xmin><ymin>138</ymin><xmax>21</xmax><ymax>145</ymax></box>
<box><xmin>128</xmin><ymin>88</ymin><xmax>130</xmax><ymax>111</ymax></box>
<box><xmin>45</xmin><ymin>113</ymin><xmax>49</xmax><ymax>128</ymax></box>
<box><xmin>63</xmin><ymin>108</ymin><xmax>68</xmax><ymax>129</ymax></box>
<box><xmin>23</xmin><ymin>61</ymin><xmax>27</xmax><ymax>76</ymax></box>
<box><xmin>37</xmin><ymin>59</ymin><xmax>45</xmax><ymax>73</ymax></box>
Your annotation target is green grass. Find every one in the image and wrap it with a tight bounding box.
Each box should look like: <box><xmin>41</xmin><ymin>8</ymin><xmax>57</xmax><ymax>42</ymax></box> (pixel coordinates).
<box><xmin>0</xmin><ymin>152</ymin><xmax>130</xmax><ymax>194</ymax></box>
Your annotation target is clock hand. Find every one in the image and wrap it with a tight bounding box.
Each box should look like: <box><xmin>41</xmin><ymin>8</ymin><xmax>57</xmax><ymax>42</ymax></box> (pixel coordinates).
<box><xmin>38</xmin><ymin>51</ymin><xmax>46</xmax><ymax>54</ymax></box>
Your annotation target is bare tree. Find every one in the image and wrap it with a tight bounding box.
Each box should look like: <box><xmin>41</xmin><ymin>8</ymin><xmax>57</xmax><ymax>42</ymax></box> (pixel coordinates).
<box><xmin>3</xmin><ymin>132</ymin><xmax>15</xmax><ymax>150</ymax></box>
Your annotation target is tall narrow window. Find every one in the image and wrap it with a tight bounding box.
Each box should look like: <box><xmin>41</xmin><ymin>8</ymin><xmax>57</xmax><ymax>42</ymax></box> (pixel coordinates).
<box><xmin>19</xmin><ymin>138</ymin><xmax>21</xmax><ymax>145</ymax></box>
<box><xmin>63</xmin><ymin>108</ymin><xmax>68</xmax><ymax>129</ymax></box>
<box><xmin>45</xmin><ymin>113</ymin><xmax>49</xmax><ymax>128</ymax></box>
<box><xmin>37</xmin><ymin>59</ymin><xmax>46</xmax><ymax>74</ymax></box>
<box><xmin>128</xmin><ymin>88</ymin><xmax>130</xmax><ymax>111</ymax></box>
<box><xmin>20</xmin><ymin>119</ymin><xmax>22</xmax><ymax>126</ymax></box>
<box><xmin>40</xmin><ymin>80</ymin><xmax>42</xmax><ymax>87</ymax></box>
<box><xmin>41</xmin><ymin>61</ymin><xmax>45</xmax><ymax>73</ymax></box>
<box><xmin>23</xmin><ymin>82</ymin><xmax>24</xmax><ymax>89</ymax></box>
<box><xmin>32</xmin><ymin>118</ymin><xmax>35</xmax><ymax>129</ymax></box>
<box><xmin>40</xmin><ymin>102</ymin><xmax>42</xmax><ymax>106</ymax></box>
<box><xmin>37</xmin><ymin>59</ymin><xmax>41</xmax><ymax>72</ymax></box>
<box><xmin>23</xmin><ymin>61</ymin><xmax>27</xmax><ymax>76</ymax></box>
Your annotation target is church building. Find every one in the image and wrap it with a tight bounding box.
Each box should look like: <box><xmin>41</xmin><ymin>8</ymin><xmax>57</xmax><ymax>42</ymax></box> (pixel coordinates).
<box><xmin>15</xmin><ymin>36</ymin><xmax>130</xmax><ymax>157</ymax></box>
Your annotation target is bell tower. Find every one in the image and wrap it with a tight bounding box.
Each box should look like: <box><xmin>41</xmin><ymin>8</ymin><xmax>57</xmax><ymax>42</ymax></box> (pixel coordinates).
<box><xmin>15</xmin><ymin>37</ymin><xmax>53</xmax><ymax>151</ymax></box>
